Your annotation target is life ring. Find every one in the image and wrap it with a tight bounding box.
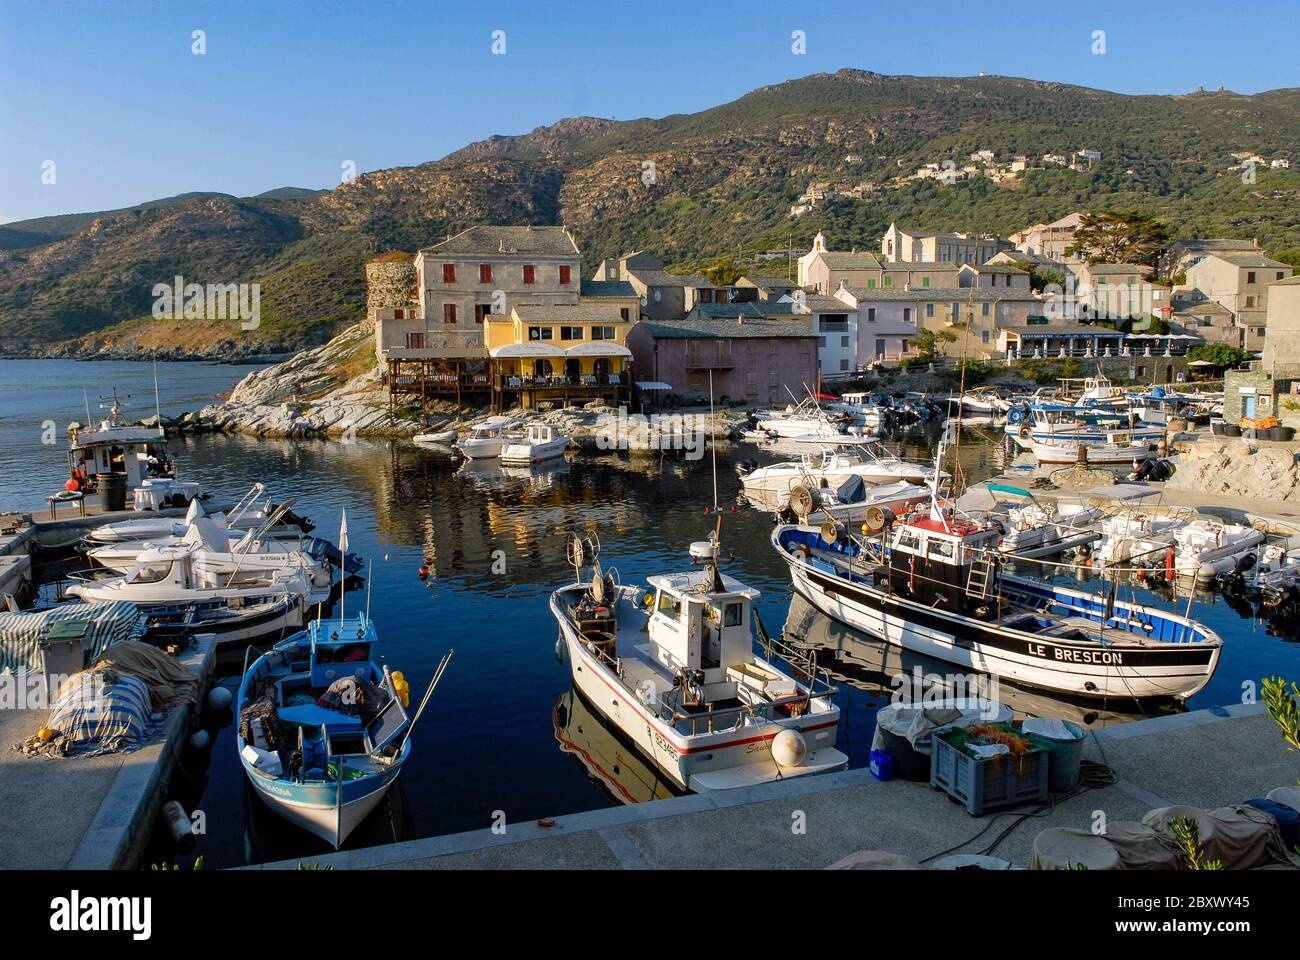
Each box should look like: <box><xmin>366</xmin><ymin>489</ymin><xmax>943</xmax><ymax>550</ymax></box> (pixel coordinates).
<box><xmin>1006</xmin><ymin>407</ymin><xmax>1023</xmax><ymax>425</ymax></box>
<box><xmin>1018</xmin><ymin>425</ymin><xmax>1031</xmax><ymax>440</ymax></box>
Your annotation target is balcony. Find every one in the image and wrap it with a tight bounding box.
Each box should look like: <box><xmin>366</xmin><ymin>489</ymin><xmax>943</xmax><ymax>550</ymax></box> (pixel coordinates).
<box><xmin>685</xmin><ymin>347</ymin><xmax>735</xmax><ymax>369</ymax></box>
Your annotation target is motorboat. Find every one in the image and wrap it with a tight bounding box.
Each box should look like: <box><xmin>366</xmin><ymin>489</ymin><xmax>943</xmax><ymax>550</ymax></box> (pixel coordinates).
<box><xmin>778</xmin><ymin>476</ymin><xmax>932</xmax><ymax>528</ymax></box>
<box><xmin>499</xmin><ymin>423</ymin><xmax>569</xmax><ymax>465</ymax></box>
<box><xmin>413</xmin><ymin>428</ymin><xmax>458</xmax><ymax>445</ymax></box>
<box><xmin>236</xmin><ymin>612</ymin><xmax>452</xmax><ymax>848</ymax></box>
<box><xmin>65</xmin><ymin>539</ymin><xmax>313</xmax><ymax>645</ymax></box>
<box><xmin>455</xmin><ymin>417</ymin><xmax>515</xmax><ymax>460</ymax></box>
<box><xmin>1028</xmin><ymin>434</ymin><xmax>1158</xmax><ymax>467</ymax></box>
<box><xmin>737</xmin><ymin>437</ymin><xmax>941</xmax><ymax>512</ymax></box>
<box><xmin>64</xmin><ymin>388</ymin><xmax>180</xmax><ymax>501</ymax></box>
<box><xmin>1093</xmin><ymin>511</ymin><xmax>1185</xmax><ymax>566</ymax></box>
<box><xmin>753</xmin><ymin>397</ymin><xmax>850</xmax><ymax>439</ymax></box>
<box><xmin>829</xmin><ymin>392</ymin><xmax>886</xmax><ymax>425</ymax></box>
<box><xmin>991</xmin><ymin>491</ymin><xmax>1104</xmax><ymax>559</ymax></box>
<box><xmin>948</xmin><ymin>386</ymin><xmax>1011</xmax><ymax>415</ymax></box>
<box><xmin>1171</xmin><ymin>519</ymin><xmax>1266</xmax><ymax>580</ymax></box>
<box><xmin>84</xmin><ymin>512</ymin><xmax>345</xmax><ymax>604</ymax></box>
<box><xmin>771</xmin><ymin>443</ymin><xmax>1222</xmax><ymax>700</ymax></box>
<box><xmin>83</xmin><ymin>484</ymin><xmax>313</xmax><ymax>545</ymax></box>
<box><xmin>549</xmin><ymin>531</ymin><xmax>847</xmax><ymax>792</ymax></box>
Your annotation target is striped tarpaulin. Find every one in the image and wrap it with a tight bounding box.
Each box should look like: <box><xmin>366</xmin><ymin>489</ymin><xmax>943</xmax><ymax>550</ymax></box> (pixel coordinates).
<box><xmin>0</xmin><ymin>602</ymin><xmax>146</xmax><ymax>674</ymax></box>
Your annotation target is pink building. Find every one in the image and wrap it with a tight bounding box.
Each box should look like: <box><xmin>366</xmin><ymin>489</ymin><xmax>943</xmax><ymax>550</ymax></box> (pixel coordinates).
<box><xmin>627</xmin><ymin>315</ymin><xmax>820</xmax><ymax>404</ymax></box>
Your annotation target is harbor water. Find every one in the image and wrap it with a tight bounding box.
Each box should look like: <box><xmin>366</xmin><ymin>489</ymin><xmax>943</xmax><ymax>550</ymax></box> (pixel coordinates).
<box><xmin>2</xmin><ymin>360</ymin><xmax>1299</xmax><ymax>867</ymax></box>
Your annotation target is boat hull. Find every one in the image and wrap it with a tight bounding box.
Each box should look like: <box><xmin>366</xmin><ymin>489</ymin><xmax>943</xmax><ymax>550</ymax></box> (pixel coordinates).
<box><xmin>554</xmin><ymin>597</ymin><xmax>846</xmax><ymax>792</ymax></box>
<box><xmin>243</xmin><ymin>762</ymin><xmax>401</xmax><ymax>848</ymax></box>
<box><xmin>780</xmin><ymin>555</ymin><xmax>1218</xmax><ymax>700</ymax></box>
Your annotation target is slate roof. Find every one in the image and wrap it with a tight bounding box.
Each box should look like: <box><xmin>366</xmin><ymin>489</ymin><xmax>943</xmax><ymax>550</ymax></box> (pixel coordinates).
<box><xmin>580</xmin><ymin>280</ymin><xmax>637</xmax><ymax>298</ymax></box>
<box><xmin>688</xmin><ymin>302</ymin><xmax>797</xmax><ymax>320</ymax></box>
<box><xmin>627</xmin><ymin>268</ymin><xmax>711</xmax><ymax>287</ymax></box>
<box><xmin>845</xmin><ymin>286</ymin><xmax>1041</xmax><ymax>302</ymax></box>
<box><xmin>1211</xmin><ymin>252</ymin><xmax>1291</xmax><ymax>269</ymax></box>
<box><xmin>421</xmin><ymin>225</ymin><xmax>579</xmax><ymax>256</ymax></box>
<box><xmin>510</xmin><ymin>303</ymin><xmax>628</xmax><ymax>323</ymax></box>
<box><xmin>639</xmin><ymin>317</ymin><xmax>816</xmax><ymax>340</ymax></box>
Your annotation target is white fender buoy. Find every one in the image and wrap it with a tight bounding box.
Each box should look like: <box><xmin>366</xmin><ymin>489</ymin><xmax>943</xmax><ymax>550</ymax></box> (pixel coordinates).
<box><xmin>161</xmin><ymin>800</ymin><xmax>195</xmax><ymax>849</ymax></box>
<box><xmin>188</xmin><ymin>729</ymin><xmax>211</xmax><ymax>751</ymax></box>
<box><xmin>771</xmin><ymin>728</ymin><xmax>808</xmax><ymax>767</ymax></box>
<box><xmin>206</xmin><ymin>686</ymin><xmax>233</xmax><ymax>711</ymax></box>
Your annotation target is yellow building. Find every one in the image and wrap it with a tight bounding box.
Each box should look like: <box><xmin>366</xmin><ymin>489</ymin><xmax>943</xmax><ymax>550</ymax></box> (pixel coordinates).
<box><xmin>486</xmin><ymin>304</ymin><xmax>635</xmax><ymax>409</ymax></box>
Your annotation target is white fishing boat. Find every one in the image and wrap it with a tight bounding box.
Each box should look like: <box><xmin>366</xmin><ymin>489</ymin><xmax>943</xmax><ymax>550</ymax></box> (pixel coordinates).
<box><xmin>1028</xmin><ymin>434</ymin><xmax>1157</xmax><ymax>466</ymax></box>
<box><xmin>549</xmin><ymin>531</ymin><xmax>847</xmax><ymax>791</ymax></box>
<box><xmin>949</xmin><ymin>386</ymin><xmax>1011</xmax><ymax>415</ymax></box>
<box><xmin>65</xmin><ymin>539</ymin><xmax>312</xmax><ymax>645</ymax></box>
<box><xmin>83</xmin><ymin>483</ymin><xmax>312</xmax><ymax>544</ymax></box>
<box><xmin>780</xmin><ymin>478</ymin><xmax>933</xmax><ymax>528</ymax></box>
<box><xmin>499</xmin><ymin>423</ymin><xmax>569</xmax><ymax>464</ymax></box>
<box><xmin>1171</xmin><ymin>519</ymin><xmax>1266</xmax><ymax>580</ymax></box>
<box><xmin>829</xmin><ymin>392</ymin><xmax>885</xmax><ymax>425</ymax></box>
<box><xmin>771</xmin><ymin>443</ymin><xmax>1223</xmax><ymax>700</ymax></box>
<box><xmin>455</xmin><ymin>417</ymin><xmax>515</xmax><ymax>459</ymax></box>
<box><xmin>64</xmin><ymin>388</ymin><xmax>180</xmax><ymax>500</ymax></box>
<box><xmin>236</xmin><ymin>613</ymin><xmax>453</xmax><ymax>848</ymax></box>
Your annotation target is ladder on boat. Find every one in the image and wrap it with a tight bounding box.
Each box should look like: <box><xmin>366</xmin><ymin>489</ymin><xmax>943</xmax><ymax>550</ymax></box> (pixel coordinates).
<box><xmin>966</xmin><ymin>557</ymin><xmax>995</xmax><ymax>600</ymax></box>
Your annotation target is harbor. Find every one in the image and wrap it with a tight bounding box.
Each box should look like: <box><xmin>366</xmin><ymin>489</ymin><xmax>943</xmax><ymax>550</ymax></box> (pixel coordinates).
<box><xmin>3</xmin><ymin>360</ymin><xmax>1300</xmax><ymax>872</ymax></box>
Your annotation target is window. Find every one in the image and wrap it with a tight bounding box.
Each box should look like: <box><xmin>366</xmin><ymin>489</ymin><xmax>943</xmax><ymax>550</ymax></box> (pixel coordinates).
<box><xmin>883</xmin><ymin>275</ymin><xmax>893</xmax><ymax>287</ymax></box>
<box><xmin>591</xmin><ymin>326</ymin><xmax>615</xmax><ymax>340</ymax></box>
<box><xmin>722</xmin><ymin>602</ymin><xmax>743</xmax><ymax>627</ymax></box>
<box><xmin>981</xmin><ymin>302</ymin><xmax>990</xmax><ymax>316</ymax></box>
<box><xmin>528</xmin><ymin>326</ymin><xmax>553</xmax><ymax>341</ymax></box>
<box><xmin>841</xmin><ymin>336</ymin><xmax>850</xmax><ymax>348</ymax></box>
<box><xmin>405</xmin><ymin>332</ymin><xmax>425</xmax><ymax>349</ymax></box>
<box><xmin>479</xmin><ymin>264</ymin><xmax>492</xmax><ymax>284</ymax></box>
<box><xmin>443</xmin><ymin>303</ymin><xmax>457</xmax><ymax>324</ymax></box>
<box><xmin>523</xmin><ymin>264</ymin><xmax>536</xmax><ymax>285</ymax></box>
<box><xmin>982</xmin><ymin>329</ymin><xmax>990</xmax><ymax>344</ymax></box>
<box><xmin>559</xmin><ymin>265</ymin><xmax>571</xmax><ymax>285</ymax></box>
<box><xmin>926</xmin><ymin>303</ymin><xmax>935</xmax><ymax>318</ymax></box>
<box><xmin>475</xmin><ymin>304</ymin><xmax>492</xmax><ymax>323</ymax></box>
<box><xmin>1279</xmin><ymin>272</ymin><xmax>1287</xmax><ymax>281</ymax></box>
<box><xmin>818</xmin><ymin>336</ymin><xmax>827</xmax><ymax>348</ymax></box>
<box><xmin>442</xmin><ymin>263</ymin><xmax>456</xmax><ymax>283</ymax></box>
<box><xmin>126</xmin><ymin>560</ymin><xmax>173</xmax><ymax>584</ymax></box>
<box><xmin>619</xmin><ymin>307</ymin><xmax>630</xmax><ymax>322</ymax></box>
<box><xmin>656</xmin><ymin>591</ymin><xmax>681</xmax><ymax>620</ymax></box>
<box><xmin>840</xmin><ymin>358</ymin><xmax>850</xmax><ymax>371</ymax></box>
<box><xmin>867</xmin><ymin>278</ymin><xmax>877</xmax><ymax>289</ymax></box>
<box><xmin>1247</xmin><ymin>272</ymin><xmax>1256</xmax><ymax>284</ymax></box>
<box><xmin>700</xmin><ymin>289</ymin><xmax>714</xmax><ymax>304</ymax></box>
<box><xmin>1246</xmin><ymin>296</ymin><xmax>1257</xmax><ymax>308</ymax></box>
<box><xmin>559</xmin><ymin>326</ymin><xmax>584</xmax><ymax>340</ymax></box>
<box><xmin>922</xmin><ymin>276</ymin><xmax>931</xmax><ymax>288</ymax></box>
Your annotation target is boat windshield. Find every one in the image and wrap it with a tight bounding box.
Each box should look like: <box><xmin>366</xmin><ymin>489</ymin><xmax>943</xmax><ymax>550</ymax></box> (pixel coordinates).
<box><xmin>126</xmin><ymin>559</ymin><xmax>173</xmax><ymax>584</ymax></box>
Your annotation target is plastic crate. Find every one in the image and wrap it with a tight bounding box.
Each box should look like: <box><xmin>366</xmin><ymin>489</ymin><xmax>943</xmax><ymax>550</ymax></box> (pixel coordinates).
<box><xmin>930</xmin><ymin>727</ymin><xmax>1049</xmax><ymax>815</ymax></box>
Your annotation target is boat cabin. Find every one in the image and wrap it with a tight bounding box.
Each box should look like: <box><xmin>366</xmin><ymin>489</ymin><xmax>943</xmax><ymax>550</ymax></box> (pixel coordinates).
<box><xmin>887</xmin><ymin>510</ymin><xmax>1003</xmax><ymax>612</ymax></box>
<box><xmin>646</xmin><ymin>570</ymin><xmax>763</xmax><ymax>690</ymax></box>
<box><xmin>69</xmin><ymin>422</ymin><xmax>172</xmax><ymax>491</ymax></box>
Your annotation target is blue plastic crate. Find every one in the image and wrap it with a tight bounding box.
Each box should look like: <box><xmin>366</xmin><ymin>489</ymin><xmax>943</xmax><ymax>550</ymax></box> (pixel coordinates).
<box><xmin>930</xmin><ymin>728</ymin><xmax>1049</xmax><ymax>815</ymax></box>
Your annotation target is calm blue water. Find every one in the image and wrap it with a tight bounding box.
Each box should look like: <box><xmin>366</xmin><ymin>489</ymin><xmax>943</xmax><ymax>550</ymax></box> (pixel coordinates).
<box><xmin>2</xmin><ymin>360</ymin><xmax>1298</xmax><ymax>867</ymax></box>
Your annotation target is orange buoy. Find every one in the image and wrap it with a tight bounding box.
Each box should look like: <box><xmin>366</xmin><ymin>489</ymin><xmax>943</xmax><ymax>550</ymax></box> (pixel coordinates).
<box><xmin>65</xmin><ymin>477</ymin><xmax>80</xmax><ymax>493</ymax></box>
<box><xmin>1165</xmin><ymin>546</ymin><xmax>1175</xmax><ymax>581</ymax></box>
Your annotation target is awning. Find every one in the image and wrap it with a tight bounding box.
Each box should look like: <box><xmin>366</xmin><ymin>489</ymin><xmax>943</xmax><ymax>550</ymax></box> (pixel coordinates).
<box><xmin>489</xmin><ymin>342</ymin><xmax>566</xmax><ymax>359</ymax></box>
<box><xmin>635</xmin><ymin>381</ymin><xmax>673</xmax><ymax>391</ymax></box>
<box><xmin>565</xmin><ymin>342</ymin><xmax>633</xmax><ymax>358</ymax></box>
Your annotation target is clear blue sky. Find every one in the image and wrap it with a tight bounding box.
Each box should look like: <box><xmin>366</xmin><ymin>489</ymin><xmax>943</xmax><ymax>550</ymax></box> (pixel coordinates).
<box><xmin>2</xmin><ymin>0</ymin><xmax>1297</xmax><ymax>223</ymax></box>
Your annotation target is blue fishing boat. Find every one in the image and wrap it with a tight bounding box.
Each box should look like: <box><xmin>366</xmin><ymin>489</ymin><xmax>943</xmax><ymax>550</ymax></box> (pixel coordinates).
<box><xmin>235</xmin><ymin>612</ymin><xmax>452</xmax><ymax>848</ymax></box>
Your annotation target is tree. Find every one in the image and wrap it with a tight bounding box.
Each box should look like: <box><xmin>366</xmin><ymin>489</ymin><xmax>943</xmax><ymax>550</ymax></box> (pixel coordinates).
<box><xmin>1187</xmin><ymin>343</ymin><xmax>1251</xmax><ymax>368</ymax></box>
<box><xmin>1065</xmin><ymin>211</ymin><xmax>1170</xmax><ymax>266</ymax></box>
<box><xmin>703</xmin><ymin>255</ymin><xmax>742</xmax><ymax>286</ymax></box>
<box><xmin>904</xmin><ymin>327</ymin><xmax>957</xmax><ymax>367</ymax></box>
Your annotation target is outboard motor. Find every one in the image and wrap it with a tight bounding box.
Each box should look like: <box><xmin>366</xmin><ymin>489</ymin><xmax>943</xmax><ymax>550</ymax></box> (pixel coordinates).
<box><xmin>274</xmin><ymin>505</ymin><xmax>315</xmax><ymax>533</ymax></box>
<box><xmin>734</xmin><ymin>458</ymin><xmax>759</xmax><ymax>478</ymax></box>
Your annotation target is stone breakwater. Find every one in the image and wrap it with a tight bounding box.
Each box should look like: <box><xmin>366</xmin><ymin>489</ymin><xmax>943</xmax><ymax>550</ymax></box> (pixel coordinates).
<box><xmin>1167</xmin><ymin>438</ymin><xmax>1300</xmax><ymax>501</ymax></box>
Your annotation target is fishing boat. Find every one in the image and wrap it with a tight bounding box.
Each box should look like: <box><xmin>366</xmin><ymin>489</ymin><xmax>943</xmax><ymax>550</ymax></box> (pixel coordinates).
<box><xmin>65</xmin><ymin>538</ymin><xmax>313</xmax><ymax>644</ymax></box>
<box><xmin>737</xmin><ymin>437</ymin><xmax>939</xmax><ymax>511</ymax></box>
<box><xmin>455</xmin><ymin>417</ymin><xmax>515</xmax><ymax>459</ymax></box>
<box><xmin>1028</xmin><ymin>433</ymin><xmax>1158</xmax><ymax>466</ymax></box>
<box><xmin>64</xmin><ymin>389</ymin><xmax>180</xmax><ymax>499</ymax></box>
<box><xmin>828</xmin><ymin>392</ymin><xmax>886</xmax><ymax>425</ymax></box>
<box><xmin>236</xmin><ymin>611</ymin><xmax>452</xmax><ymax>848</ymax></box>
<box><xmin>778</xmin><ymin>478</ymin><xmax>933</xmax><ymax>528</ymax></box>
<box><xmin>549</xmin><ymin>530</ymin><xmax>847</xmax><ymax>792</ymax></box>
<box><xmin>771</xmin><ymin>443</ymin><xmax>1222</xmax><ymax>700</ymax></box>
<box><xmin>83</xmin><ymin>484</ymin><xmax>313</xmax><ymax>544</ymax></box>
<box><xmin>499</xmin><ymin>423</ymin><xmax>569</xmax><ymax>465</ymax></box>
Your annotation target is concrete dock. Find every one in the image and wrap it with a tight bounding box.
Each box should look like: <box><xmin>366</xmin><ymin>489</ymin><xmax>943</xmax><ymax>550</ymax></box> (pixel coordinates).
<box><xmin>248</xmin><ymin>703</ymin><xmax>1296</xmax><ymax>870</ymax></box>
<box><xmin>0</xmin><ymin>634</ymin><xmax>216</xmax><ymax>869</ymax></box>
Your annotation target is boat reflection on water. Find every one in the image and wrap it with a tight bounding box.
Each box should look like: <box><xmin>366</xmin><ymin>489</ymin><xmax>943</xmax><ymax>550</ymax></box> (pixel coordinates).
<box><xmin>781</xmin><ymin>592</ymin><xmax>1181</xmax><ymax>730</ymax></box>
<box><xmin>553</xmin><ymin>688</ymin><xmax>685</xmax><ymax>805</ymax></box>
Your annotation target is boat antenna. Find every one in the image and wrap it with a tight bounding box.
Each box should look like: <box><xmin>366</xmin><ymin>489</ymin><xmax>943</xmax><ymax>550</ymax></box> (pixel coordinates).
<box><xmin>365</xmin><ymin>559</ymin><xmax>373</xmax><ymax>620</ymax></box>
<box><xmin>338</xmin><ymin>510</ymin><xmax>349</xmax><ymax>625</ymax></box>
<box><xmin>83</xmin><ymin>389</ymin><xmax>92</xmax><ymax>427</ymax></box>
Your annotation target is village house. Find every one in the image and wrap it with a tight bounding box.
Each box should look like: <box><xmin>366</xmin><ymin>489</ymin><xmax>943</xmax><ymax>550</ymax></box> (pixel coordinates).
<box><xmin>626</xmin><ymin>313</ymin><xmax>819</xmax><ymax>404</ymax></box>
<box><xmin>879</xmin><ymin>222</ymin><xmax>1013</xmax><ymax>265</ymax></box>
<box><xmin>1072</xmin><ymin>262</ymin><xmax>1168</xmax><ymax>323</ymax></box>
<box><xmin>1010</xmin><ymin>212</ymin><xmax>1084</xmax><ymax>263</ymax></box>
<box><xmin>1163</xmin><ymin>238</ymin><xmax>1262</xmax><ymax>279</ymax></box>
<box><xmin>797</xmin><ymin>233</ymin><xmax>884</xmax><ymax>292</ymax></box>
<box><xmin>958</xmin><ymin>263</ymin><xmax>1031</xmax><ymax>290</ymax></box>
<box><xmin>1262</xmin><ymin>276</ymin><xmax>1300</xmax><ymax>375</ymax></box>
<box><xmin>780</xmin><ymin>292</ymin><xmax>858</xmax><ymax>378</ymax></box>
<box><xmin>1184</xmin><ymin>252</ymin><xmax>1293</xmax><ymax>329</ymax></box>
<box><xmin>832</xmin><ymin>287</ymin><xmax>917</xmax><ymax>366</ymax></box>
<box><xmin>732</xmin><ymin>275</ymin><xmax>801</xmax><ymax>302</ymax></box>
<box><xmin>1168</xmin><ymin>290</ymin><xmax>1239</xmax><ymax>346</ymax></box>
<box><xmin>484</xmin><ymin>302</ymin><xmax>633</xmax><ymax>410</ymax></box>
<box><xmin>592</xmin><ymin>251</ymin><xmax>728</xmax><ymax>323</ymax></box>
<box><xmin>579</xmin><ymin>279</ymin><xmax>639</xmax><ymax>323</ymax></box>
